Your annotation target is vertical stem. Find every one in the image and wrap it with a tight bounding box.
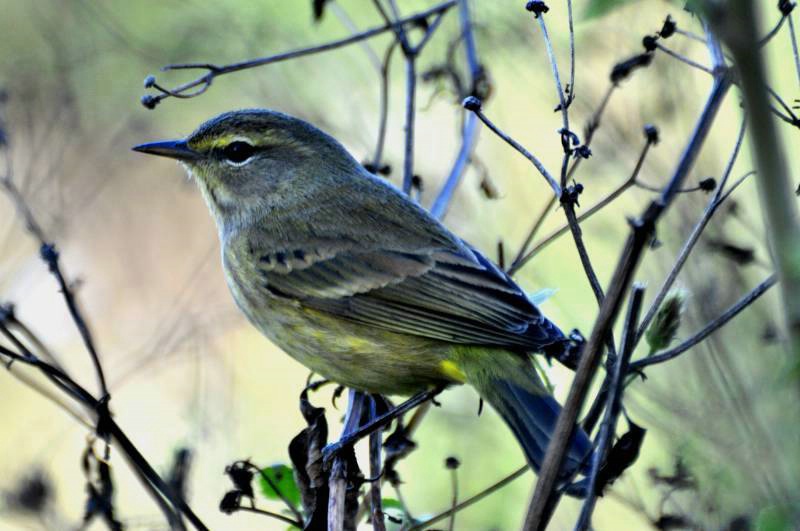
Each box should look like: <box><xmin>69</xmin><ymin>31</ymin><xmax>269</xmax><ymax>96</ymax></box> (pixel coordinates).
<box><xmin>522</xmin><ymin>52</ymin><xmax>732</xmax><ymax>531</ymax></box>
<box><xmin>402</xmin><ymin>56</ymin><xmax>417</xmax><ymax>194</ymax></box>
<box><xmin>368</xmin><ymin>397</ymin><xmax>386</xmax><ymax>531</ymax></box>
<box><xmin>787</xmin><ymin>13</ymin><xmax>800</xmax><ymax>85</ymax></box>
<box><xmin>329</xmin><ymin>390</ymin><xmax>367</xmax><ymax>530</ymax></box>
<box><xmin>575</xmin><ymin>285</ymin><xmax>644</xmax><ymax>530</ymax></box>
<box><xmin>716</xmin><ymin>0</ymin><xmax>800</xmax><ymax>374</ymax></box>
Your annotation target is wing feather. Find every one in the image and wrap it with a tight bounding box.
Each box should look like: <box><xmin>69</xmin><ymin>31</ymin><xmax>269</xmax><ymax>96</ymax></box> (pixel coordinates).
<box><xmin>258</xmin><ymin>242</ymin><xmax>564</xmax><ymax>351</ymax></box>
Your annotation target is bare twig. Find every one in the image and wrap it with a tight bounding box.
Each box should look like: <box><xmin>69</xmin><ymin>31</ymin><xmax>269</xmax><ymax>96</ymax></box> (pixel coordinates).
<box><xmin>328</xmin><ymin>390</ymin><xmax>367</xmax><ymax>530</ymax></box>
<box><xmin>632</xmin><ymin>274</ymin><xmax>777</xmax><ymax>370</ymax></box>
<box><xmin>401</xmin><ymin>56</ymin><xmax>418</xmax><ymax>194</ymax></box>
<box><xmin>446</xmin><ymin>459</ymin><xmax>459</xmax><ymax>531</ymax></box>
<box><xmin>655</xmin><ymin>43</ymin><xmax>713</xmax><ymax>74</ymax></box>
<box><xmin>378</xmin><ymin>0</ymin><xmax>450</xmax><ymax>195</ymax></box>
<box><xmin>532</xmin><ymin>9</ymin><xmax>570</xmax><ymax>144</ymax></box>
<box><xmin>408</xmin><ymin>465</ymin><xmax>529</xmax><ymax>531</ymax></box>
<box><xmin>510</xmin><ymin>137</ymin><xmax>653</xmax><ymax>273</ymax></box>
<box><xmin>141</xmin><ymin>1</ymin><xmax>457</xmax><ymax>108</ymax></box>
<box><xmin>566</xmin><ymin>0</ymin><xmax>576</xmax><ymax>107</ymax></box>
<box><xmin>637</xmin><ymin>115</ymin><xmax>748</xmax><ymax>343</ymax></box>
<box><xmin>235</xmin><ymin>506</ymin><xmax>303</xmax><ymax>527</ymax></box>
<box><xmin>758</xmin><ymin>11</ymin><xmax>788</xmax><ymax>46</ymax></box>
<box><xmin>465</xmin><ymin>101</ymin><xmax>561</xmax><ymax>196</ymax></box>
<box><xmin>430</xmin><ymin>0</ymin><xmax>483</xmax><ymax>219</ymax></box>
<box><xmin>368</xmin><ymin>396</ymin><xmax>386</xmax><ymax>531</ymax></box>
<box><xmin>576</xmin><ymin>284</ymin><xmax>645</xmax><ymax>530</ymax></box>
<box><xmin>508</xmin><ymin>83</ymin><xmax>617</xmax><ymax>273</ymax></box>
<box><xmin>522</xmin><ymin>27</ymin><xmax>731</xmax><ymax>529</ymax></box>
<box><xmin>372</xmin><ymin>42</ymin><xmax>397</xmax><ymax>171</ymax></box>
<box><xmin>788</xmin><ymin>12</ymin><xmax>800</xmax><ymax>84</ymax></box>
<box><xmin>711</xmin><ymin>0</ymin><xmax>800</xmax><ymax>368</ymax></box>
<box><xmin>561</xmin><ymin>192</ymin><xmax>605</xmax><ymax>303</ymax></box>
<box><xmin>430</xmin><ymin>112</ymin><xmax>479</xmax><ymax>218</ymax></box>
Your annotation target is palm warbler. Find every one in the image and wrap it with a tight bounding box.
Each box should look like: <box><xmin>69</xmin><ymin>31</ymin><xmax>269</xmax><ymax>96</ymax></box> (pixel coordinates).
<box><xmin>134</xmin><ymin>109</ymin><xmax>591</xmax><ymax>478</ymax></box>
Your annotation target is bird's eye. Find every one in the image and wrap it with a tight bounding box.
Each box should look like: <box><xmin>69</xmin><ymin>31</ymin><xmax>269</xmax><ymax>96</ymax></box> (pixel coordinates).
<box><xmin>222</xmin><ymin>141</ymin><xmax>255</xmax><ymax>164</ymax></box>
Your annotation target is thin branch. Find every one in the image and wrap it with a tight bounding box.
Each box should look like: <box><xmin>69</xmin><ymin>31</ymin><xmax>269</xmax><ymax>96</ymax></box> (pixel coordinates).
<box><xmin>408</xmin><ymin>465</ymin><xmax>529</xmax><ymax>530</ymax></box>
<box><xmin>401</xmin><ymin>56</ymin><xmax>417</xmax><ymax>194</ymax></box>
<box><xmin>788</xmin><ymin>12</ymin><xmax>800</xmax><ymax>85</ymax></box>
<box><xmin>235</xmin><ymin>506</ymin><xmax>303</xmax><ymax>527</ymax></box>
<box><xmin>675</xmin><ymin>27</ymin><xmax>708</xmax><ymax>45</ymax></box>
<box><xmin>40</xmin><ymin>244</ymin><xmax>109</xmax><ymax>399</ymax></box>
<box><xmin>507</xmin><ymin>198</ymin><xmax>557</xmax><ymax>274</ymax></box>
<box><xmin>508</xmin><ymin>83</ymin><xmax>617</xmax><ymax>273</ymax></box>
<box><xmin>655</xmin><ymin>43</ymin><xmax>713</xmax><ymax>74</ymax></box>
<box><xmin>576</xmin><ymin>284</ymin><xmax>645</xmax><ymax>530</ymax></box>
<box><xmin>466</xmin><ymin>102</ymin><xmax>561</xmax><ymax>196</ymax></box>
<box><xmin>534</xmin><ymin>11</ymin><xmax>569</xmax><ymax>135</ymax></box>
<box><xmin>372</xmin><ymin>42</ymin><xmax>397</xmax><ymax>170</ymax></box>
<box><xmin>328</xmin><ymin>390</ymin><xmax>367</xmax><ymax>530</ymax></box>
<box><xmin>368</xmin><ymin>396</ymin><xmax>386</xmax><ymax>531</ymax></box>
<box><xmin>566</xmin><ymin>0</ymin><xmax>576</xmax><ymax>107</ymax></box>
<box><xmin>637</xmin><ymin>115</ymin><xmax>748</xmax><ymax>343</ymax></box>
<box><xmin>509</xmin><ymin>138</ymin><xmax>653</xmax><ymax>274</ymax></box>
<box><xmin>142</xmin><ymin>0</ymin><xmax>457</xmax><ymax>107</ymax></box>
<box><xmin>354</xmin><ymin>400</ymin><xmax>433</xmax><ymax>524</ymax></box>
<box><xmin>561</xmin><ymin>194</ymin><xmax>605</xmax><ymax>303</ymax></box>
<box><xmin>766</xmin><ymin>85</ymin><xmax>800</xmax><ymax>126</ymax></box>
<box><xmin>632</xmin><ymin>274</ymin><xmax>777</xmax><ymax>370</ymax></box>
<box><xmin>758</xmin><ymin>11</ymin><xmax>788</xmax><ymax>46</ymax></box>
<box><xmin>376</xmin><ymin>0</ymin><xmax>450</xmax><ymax>195</ymax></box>
<box><xmin>430</xmin><ymin>110</ymin><xmax>479</xmax><ymax>218</ymax></box>
<box><xmin>430</xmin><ymin>0</ymin><xmax>483</xmax><ymax>218</ymax></box>
<box><xmin>522</xmin><ymin>30</ymin><xmax>731</xmax><ymax>529</ymax></box>
<box><xmin>446</xmin><ymin>461</ymin><xmax>459</xmax><ymax>531</ymax></box>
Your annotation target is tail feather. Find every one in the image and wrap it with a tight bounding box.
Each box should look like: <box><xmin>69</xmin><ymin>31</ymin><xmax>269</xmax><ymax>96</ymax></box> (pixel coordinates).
<box><xmin>456</xmin><ymin>348</ymin><xmax>593</xmax><ymax>480</ymax></box>
<box><xmin>489</xmin><ymin>379</ymin><xmax>592</xmax><ymax>478</ymax></box>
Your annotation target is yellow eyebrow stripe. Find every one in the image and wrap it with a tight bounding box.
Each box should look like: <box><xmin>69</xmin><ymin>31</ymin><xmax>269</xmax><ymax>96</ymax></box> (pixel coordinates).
<box><xmin>192</xmin><ymin>134</ymin><xmax>261</xmax><ymax>152</ymax></box>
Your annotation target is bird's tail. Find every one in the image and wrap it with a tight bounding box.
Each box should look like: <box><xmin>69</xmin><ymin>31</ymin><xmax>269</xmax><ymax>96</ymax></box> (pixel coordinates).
<box><xmin>453</xmin><ymin>347</ymin><xmax>593</xmax><ymax>480</ymax></box>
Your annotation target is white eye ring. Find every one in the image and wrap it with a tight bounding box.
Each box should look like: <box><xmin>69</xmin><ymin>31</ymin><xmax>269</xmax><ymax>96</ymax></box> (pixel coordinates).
<box><xmin>224</xmin><ymin>157</ymin><xmax>253</xmax><ymax>167</ymax></box>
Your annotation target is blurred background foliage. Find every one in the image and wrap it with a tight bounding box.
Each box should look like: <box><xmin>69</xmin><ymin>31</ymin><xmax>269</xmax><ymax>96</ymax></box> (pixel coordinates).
<box><xmin>0</xmin><ymin>0</ymin><xmax>798</xmax><ymax>529</ymax></box>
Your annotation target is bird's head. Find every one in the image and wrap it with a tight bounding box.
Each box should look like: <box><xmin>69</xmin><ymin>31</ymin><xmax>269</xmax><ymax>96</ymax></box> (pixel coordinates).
<box><xmin>133</xmin><ymin>109</ymin><xmax>362</xmax><ymax>231</ymax></box>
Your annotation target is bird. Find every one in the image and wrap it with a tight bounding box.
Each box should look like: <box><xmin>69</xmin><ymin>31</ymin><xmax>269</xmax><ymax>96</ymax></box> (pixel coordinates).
<box><xmin>133</xmin><ymin>108</ymin><xmax>592</xmax><ymax>480</ymax></box>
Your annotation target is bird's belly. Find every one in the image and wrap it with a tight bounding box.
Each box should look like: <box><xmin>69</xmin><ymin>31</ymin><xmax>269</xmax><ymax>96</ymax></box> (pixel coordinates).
<box><xmin>226</xmin><ymin>271</ymin><xmax>452</xmax><ymax>395</ymax></box>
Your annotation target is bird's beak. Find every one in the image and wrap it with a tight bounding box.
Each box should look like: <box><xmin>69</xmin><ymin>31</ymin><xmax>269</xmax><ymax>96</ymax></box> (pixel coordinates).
<box><xmin>132</xmin><ymin>139</ymin><xmax>200</xmax><ymax>161</ymax></box>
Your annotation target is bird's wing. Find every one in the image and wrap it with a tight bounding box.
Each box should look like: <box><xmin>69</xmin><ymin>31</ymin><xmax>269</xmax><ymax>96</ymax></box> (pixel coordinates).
<box><xmin>258</xmin><ymin>241</ymin><xmax>564</xmax><ymax>351</ymax></box>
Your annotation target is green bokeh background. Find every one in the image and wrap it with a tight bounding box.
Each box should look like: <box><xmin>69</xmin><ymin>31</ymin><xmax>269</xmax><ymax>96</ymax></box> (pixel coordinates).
<box><xmin>0</xmin><ymin>1</ymin><xmax>798</xmax><ymax>529</ymax></box>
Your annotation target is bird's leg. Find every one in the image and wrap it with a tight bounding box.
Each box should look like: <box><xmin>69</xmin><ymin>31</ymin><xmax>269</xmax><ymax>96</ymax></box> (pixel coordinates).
<box><xmin>322</xmin><ymin>386</ymin><xmax>444</xmax><ymax>467</ymax></box>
